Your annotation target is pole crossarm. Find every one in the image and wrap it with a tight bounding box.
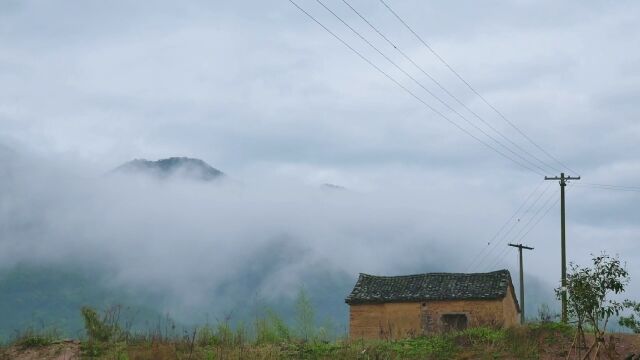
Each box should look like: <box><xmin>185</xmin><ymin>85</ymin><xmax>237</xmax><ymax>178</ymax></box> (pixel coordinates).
<box><xmin>508</xmin><ymin>243</ymin><xmax>534</xmax><ymax>250</ymax></box>
<box><xmin>544</xmin><ymin>176</ymin><xmax>581</xmax><ymax>181</ymax></box>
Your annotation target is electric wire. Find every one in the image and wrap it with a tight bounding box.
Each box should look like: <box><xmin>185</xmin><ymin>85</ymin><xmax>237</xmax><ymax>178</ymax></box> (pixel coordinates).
<box><xmin>486</xmin><ymin>191</ymin><xmax>560</xmax><ymax>271</ymax></box>
<box><xmin>289</xmin><ymin>0</ymin><xmax>548</xmax><ymax>175</ymax></box>
<box><xmin>515</xmin><ymin>195</ymin><xmax>561</xmax><ymax>244</ymax></box>
<box><xmin>508</xmin><ymin>190</ymin><xmax>558</xmax><ymax>245</ymax></box>
<box><xmin>464</xmin><ymin>180</ymin><xmax>545</xmax><ymax>272</ymax></box>
<box><xmin>340</xmin><ymin>0</ymin><xmax>562</xmax><ymax>175</ymax></box>
<box><xmin>472</xmin><ymin>182</ymin><xmax>554</xmax><ymax>272</ymax></box>
<box><xmin>577</xmin><ymin>183</ymin><xmax>640</xmax><ymax>192</ymax></box>
<box><xmin>314</xmin><ymin>0</ymin><xmax>548</xmax><ymax>176</ymax></box>
<box><xmin>378</xmin><ymin>0</ymin><xmax>581</xmax><ymax>176</ymax></box>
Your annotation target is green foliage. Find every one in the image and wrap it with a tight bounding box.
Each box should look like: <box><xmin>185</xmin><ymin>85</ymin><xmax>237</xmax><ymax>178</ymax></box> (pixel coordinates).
<box><xmin>214</xmin><ymin>319</ymin><xmax>234</xmax><ymax>347</ymax></box>
<box><xmin>390</xmin><ymin>336</ymin><xmax>456</xmax><ymax>358</ymax></box>
<box><xmin>462</xmin><ymin>327</ymin><xmax>506</xmax><ymax>345</ymax></box>
<box><xmin>556</xmin><ymin>253</ymin><xmax>629</xmax><ymax>336</ymax></box>
<box><xmin>255</xmin><ymin>310</ymin><xmax>291</xmax><ymax>344</ymax></box>
<box><xmin>196</xmin><ymin>325</ymin><xmax>216</xmax><ymax>347</ymax></box>
<box><xmin>12</xmin><ymin>327</ymin><xmax>60</xmax><ymax>349</ymax></box>
<box><xmin>4</xmin><ymin>320</ymin><xmax>581</xmax><ymax>359</ymax></box>
<box><xmin>81</xmin><ymin>305</ymin><xmax>127</xmax><ymax>342</ymax></box>
<box><xmin>619</xmin><ymin>300</ymin><xmax>640</xmax><ymax>333</ymax></box>
<box><xmin>294</xmin><ymin>287</ymin><xmax>315</xmax><ymax>341</ymax></box>
<box><xmin>193</xmin><ymin>317</ymin><xmax>247</xmax><ymax>348</ymax></box>
<box><xmin>527</xmin><ymin>320</ymin><xmax>575</xmax><ymax>347</ymax></box>
<box><xmin>79</xmin><ymin>305</ymin><xmax>135</xmax><ymax>358</ymax></box>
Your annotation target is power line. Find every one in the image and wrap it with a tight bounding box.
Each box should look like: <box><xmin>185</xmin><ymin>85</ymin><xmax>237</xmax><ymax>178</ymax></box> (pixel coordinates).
<box><xmin>464</xmin><ymin>180</ymin><xmax>545</xmax><ymax>272</ymax></box>
<box><xmin>485</xmin><ymin>195</ymin><xmax>557</xmax><ymax>272</ymax></box>
<box><xmin>509</xmin><ymin>189</ymin><xmax>558</xmax><ymax>244</ymax></box>
<box><xmin>514</xmin><ymin>195</ymin><xmax>561</xmax><ymax>244</ymax></box>
<box><xmin>576</xmin><ymin>183</ymin><xmax>640</xmax><ymax>192</ymax></box>
<box><xmin>473</xmin><ymin>182</ymin><xmax>554</xmax><ymax>271</ymax></box>
<box><xmin>340</xmin><ymin>0</ymin><xmax>562</xmax><ymax>175</ymax></box>
<box><xmin>378</xmin><ymin>0</ymin><xmax>581</xmax><ymax>176</ymax></box>
<box><xmin>288</xmin><ymin>0</ymin><xmax>545</xmax><ymax>175</ymax></box>
<box><xmin>483</xmin><ymin>186</ymin><xmax>557</xmax><ymax>271</ymax></box>
<box><xmin>485</xmin><ymin>194</ymin><xmax>558</xmax><ymax>272</ymax></box>
<box><xmin>313</xmin><ymin>0</ymin><xmax>547</xmax><ymax>176</ymax></box>
<box><xmin>486</xmin><ymin>245</ymin><xmax>512</xmax><ymax>271</ymax></box>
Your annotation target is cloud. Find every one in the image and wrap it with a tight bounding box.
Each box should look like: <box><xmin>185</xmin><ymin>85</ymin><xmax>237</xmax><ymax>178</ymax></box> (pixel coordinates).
<box><xmin>0</xmin><ymin>0</ymin><xmax>639</xmax><ymax>320</ymax></box>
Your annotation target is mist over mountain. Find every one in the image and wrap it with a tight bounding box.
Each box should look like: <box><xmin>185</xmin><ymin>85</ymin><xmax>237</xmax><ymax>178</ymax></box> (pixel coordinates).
<box><xmin>0</xmin><ymin>149</ymin><xmax>562</xmax><ymax>341</ymax></box>
<box><xmin>113</xmin><ymin>157</ymin><xmax>225</xmax><ymax>181</ymax></box>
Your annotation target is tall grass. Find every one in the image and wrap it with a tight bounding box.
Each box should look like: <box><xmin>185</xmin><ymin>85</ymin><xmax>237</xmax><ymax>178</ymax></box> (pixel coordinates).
<box><xmin>1</xmin><ymin>296</ymin><xmax>580</xmax><ymax>359</ymax></box>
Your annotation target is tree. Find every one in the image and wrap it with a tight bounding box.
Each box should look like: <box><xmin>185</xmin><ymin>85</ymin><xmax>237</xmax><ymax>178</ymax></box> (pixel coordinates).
<box><xmin>556</xmin><ymin>253</ymin><xmax>629</xmax><ymax>359</ymax></box>
<box><xmin>618</xmin><ymin>300</ymin><xmax>640</xmax><ymax>334</ymax></box>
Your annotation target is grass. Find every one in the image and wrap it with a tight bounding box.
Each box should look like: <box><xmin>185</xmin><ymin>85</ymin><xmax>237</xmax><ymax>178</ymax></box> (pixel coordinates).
<box><xmin>0</xmin><ymin>303</ymin><xmax>581</xmax><ymax>359</ymax></box>
<box><xmin>10</xmin><ymin>327</ymin><xmax>61</xmax><ymax>349</ymax></box>
<box><xmin>0</xmin><ymin>324</ymin><xmax>579</xmax><ymax>359</ymax></box>
<box><xmin>46</xmin><ymin>324</ymin><xmax>569</xmax><ymax>359</ymax></box>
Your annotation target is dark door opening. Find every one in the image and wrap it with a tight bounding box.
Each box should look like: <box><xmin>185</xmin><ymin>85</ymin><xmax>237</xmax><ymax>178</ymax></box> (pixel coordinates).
<box><xmin>441</xmin><ymin>314</ymin><xmax>468</xmax><ymax>332</ymax></box>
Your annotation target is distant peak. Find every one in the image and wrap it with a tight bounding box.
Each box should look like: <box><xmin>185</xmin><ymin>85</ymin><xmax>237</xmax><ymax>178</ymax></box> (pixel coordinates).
<box><xmin>114</xmin><ymin>157</ymin><xmax>224</xmax><ymax>181</ymax></box>
<box><xmin>322</xmin><ymin>183</ymin><xmax>347</xmax><ymax>191</ymax></box>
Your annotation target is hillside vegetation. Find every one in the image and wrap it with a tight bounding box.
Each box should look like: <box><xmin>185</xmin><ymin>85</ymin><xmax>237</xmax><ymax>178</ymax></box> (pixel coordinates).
<box><xmin>3</xmin><ymin>305</ymin><xmax>640</xmax><ymax>360</ymax></box>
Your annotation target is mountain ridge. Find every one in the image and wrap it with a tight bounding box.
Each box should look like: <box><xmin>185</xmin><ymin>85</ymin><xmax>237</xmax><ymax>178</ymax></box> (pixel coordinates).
<box><xmin>113</xmin><ymin>157</ymin><xmax>225</xmax><ymax>181</ymax></box>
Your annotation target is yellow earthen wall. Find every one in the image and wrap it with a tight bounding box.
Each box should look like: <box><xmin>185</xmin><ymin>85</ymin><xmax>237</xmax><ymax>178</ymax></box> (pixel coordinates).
<box><xmin>349</xmin><ymin>292</ymin><xmax>520</xmax><ymax>339</ymax></box>
<box><xmin>502</xmin><ymin>284</ymin><xmax>521</xmax><ymax>327</ymax></box>
<box><xmin>349</xmin><ymin>302</ymin><xmax>421</xmax><ymax>339</ymax></box>
<box><xmin>420</xmin><ymin>299</ymin><xmax>503</xmax><ymax>332</ymax></box>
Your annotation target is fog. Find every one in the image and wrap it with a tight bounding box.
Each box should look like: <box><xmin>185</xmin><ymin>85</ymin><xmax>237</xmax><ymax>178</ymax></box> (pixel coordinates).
<box><xmin>1</xmin><ymin>0</ymin><xmax>639</xmax><ymax>328</ymax></box>
<box><xmin>0</xmin><ymin>150</ymin><xmax>565</xmax><ymax>320</ymax></box>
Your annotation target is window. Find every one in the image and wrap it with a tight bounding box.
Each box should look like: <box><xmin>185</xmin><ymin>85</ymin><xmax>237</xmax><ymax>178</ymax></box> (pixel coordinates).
<box><xmin>441</xmin><ymin>314</ymin><xmax>468</xmax><ymax>331</ymax></box>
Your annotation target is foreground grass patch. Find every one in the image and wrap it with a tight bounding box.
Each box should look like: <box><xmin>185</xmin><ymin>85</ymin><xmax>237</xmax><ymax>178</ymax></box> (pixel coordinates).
<box><xmin>67</xmin><ymin>325</ymin><xmax>566</xmax><ymax>359</ymax></box>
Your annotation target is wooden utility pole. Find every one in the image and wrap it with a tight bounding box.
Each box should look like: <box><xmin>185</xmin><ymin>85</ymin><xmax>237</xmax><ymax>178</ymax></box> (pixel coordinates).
<box><xmin>508</xmin><ymin>243</ymin><xmax>534</xmax><ymax>324</ymax></box>
<box><xmin>545</xmin><ymin>172</ymin><xmax>580</xmax><ymax>323</ymax></box>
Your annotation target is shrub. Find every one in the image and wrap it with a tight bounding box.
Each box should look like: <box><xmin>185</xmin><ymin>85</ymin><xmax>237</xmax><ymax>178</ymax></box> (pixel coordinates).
<box><xmin>255</xmin><ymin>310</ymin><xmax>290</xmax><ymax>344</ymax></box>
<box><xmin>81</xmin><ymin>306</ymin><xmax>124</xmax><ymax>342</ymax></box>
<box><xmin>619</xmin><ymin>300</ymin><xmax>640</xmax><ymax>333</ymax></box>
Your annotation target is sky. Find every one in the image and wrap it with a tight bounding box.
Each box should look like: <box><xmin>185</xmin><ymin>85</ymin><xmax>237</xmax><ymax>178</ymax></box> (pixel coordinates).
<box><xmin>0</xmin><ymin>0</ymin><xmax>639</xmax><ymax>319</ymax></box>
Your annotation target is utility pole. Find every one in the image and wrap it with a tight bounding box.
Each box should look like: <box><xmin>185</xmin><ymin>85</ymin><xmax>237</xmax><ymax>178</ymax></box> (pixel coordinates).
<box><xmin>545</xmin><ymin>172</ymin><xmax>580</xmax><ymax>323</ymax></box>
<box><xmin>508</xmin><ymin>243</ymin><xmax>534</xmax><ymax>324</ymax></box>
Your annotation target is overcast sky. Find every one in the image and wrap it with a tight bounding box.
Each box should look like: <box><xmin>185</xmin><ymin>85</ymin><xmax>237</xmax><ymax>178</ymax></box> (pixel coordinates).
<box><xmin>1</xmin><ymin>0</ymin><xmax>639</xmax><ymax>314</ymax></box>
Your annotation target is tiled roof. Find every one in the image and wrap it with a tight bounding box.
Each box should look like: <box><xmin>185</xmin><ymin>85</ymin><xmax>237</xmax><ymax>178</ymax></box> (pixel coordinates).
<box><xmin>345</xmin><ymin>270</ymin><xmax>515</xmax><ymax>305</ymax></box>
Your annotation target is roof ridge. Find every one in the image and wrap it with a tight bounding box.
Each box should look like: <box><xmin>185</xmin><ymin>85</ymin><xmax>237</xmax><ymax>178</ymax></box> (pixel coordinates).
<box><xmin>359</xmin><ymin>269</ymin><xmax>509</xmax><ymax>278</ymax></box>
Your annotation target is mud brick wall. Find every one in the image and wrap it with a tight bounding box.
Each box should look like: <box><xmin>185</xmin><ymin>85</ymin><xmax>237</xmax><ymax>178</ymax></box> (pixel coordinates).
<box><xmin>349</xmin><ymin>288</ymin><xmax>520</xmax><ymax>339</ymax></box>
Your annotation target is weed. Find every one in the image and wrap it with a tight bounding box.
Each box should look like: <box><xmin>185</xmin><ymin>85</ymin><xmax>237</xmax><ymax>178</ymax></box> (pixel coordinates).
<box><xmin>12</xmin><ymin>327</ymin><xmax>60</xmax><ymax>349</ymax></box>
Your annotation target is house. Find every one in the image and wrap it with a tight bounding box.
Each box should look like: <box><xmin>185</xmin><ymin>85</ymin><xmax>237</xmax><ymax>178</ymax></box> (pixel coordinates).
<box><xmin>345</xmin><ymin>270</ymin><xmax>520</xmax><ymax>339</ymax></box>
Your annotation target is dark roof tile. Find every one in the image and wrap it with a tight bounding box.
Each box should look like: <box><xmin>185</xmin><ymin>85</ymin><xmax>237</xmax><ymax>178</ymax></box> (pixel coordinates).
<box><xmin>345</xmin><ymin>270</ymin><xmax>514</xmax><ymax>305</ymax></box>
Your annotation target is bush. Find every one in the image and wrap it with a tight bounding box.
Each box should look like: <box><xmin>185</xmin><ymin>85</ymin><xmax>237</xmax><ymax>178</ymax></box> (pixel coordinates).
<box><xmin>81</xmin><ymin>306</ymin><xmax>125</xmax><ymax>342</ymax></box>
<box><xmin>255</xmin><ymin>310</ymin><xmax>290</xmax><ymax>344</ymax></box>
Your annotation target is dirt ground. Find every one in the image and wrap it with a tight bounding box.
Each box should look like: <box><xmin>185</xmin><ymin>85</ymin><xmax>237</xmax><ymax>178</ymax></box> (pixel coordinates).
<box><xmin>537</xmin><ymin>333</ymin><xmax>640</xmax><ymax>360</ymax></box>
<box><xmin>0</xmin><ymin>340</ymin><xmax>80</xmax><ymax>360</ymax></box>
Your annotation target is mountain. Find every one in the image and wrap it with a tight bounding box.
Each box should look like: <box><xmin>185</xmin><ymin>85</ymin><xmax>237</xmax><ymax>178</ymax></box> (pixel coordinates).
<box><xmin>113</xmin><ymin>157</ymin><xmax>224</xmax><ymax>181</ymax></box>
<box><xmin>0</xmin><ymin>265</ymin><xmax>167</xmax><ymax>341</ymax></box>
